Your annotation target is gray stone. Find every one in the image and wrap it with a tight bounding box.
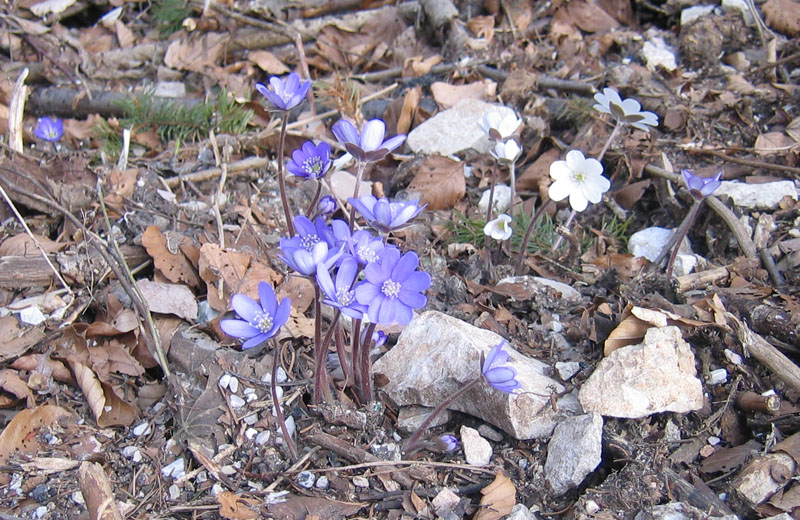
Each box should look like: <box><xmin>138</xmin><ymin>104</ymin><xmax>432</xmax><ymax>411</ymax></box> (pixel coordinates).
<box><xmin>555</xmin><ymin>361</ymin><xmax>581</xmax><ymax>381</ymax></box>
<box><xmin>432</xmin><ymin>488</ymin><xmax>461</xmax><ymax>516</ymax></box>
<box><xmin>396</xmin><ymin>405</ymin><xmax>451</xmax><ymax>433</ymax></box>
<box><xmin>407</xmin><ymin>99</ymin><xmax>517</xmax><ymax>156</ymax></box>
<box><xmin>507</xmin><ymin>503</ymin><xmax>540</xmax><ymax>520</ymax></box>
<box><xmin>721</xmin><ymin>0</ymin><xmax>754</xmax><ymax>24</ymax></box>
<box><xmin>715</xmin><ymin>180</ymin><xmax>798</xmax><ymax>210</ymax></box>
<box><xmin>477</xmin><ymin>424</ymin><xmax>504</xmax><ymax>442</ymax></box>
<box><xmin>496</xmin><ymin>275</ymin><xmax>582</xmax><ymax>303</ymax></box>
<box><xmin>544</xmin><ymin>413</ymin><xmax>603</xmax><ymax>495</ymax></box>
<box><xmin>634</xmin><ymin>502</ymin><xmax>735</xmax><ymax>520</ymax></box>
<box><xmin>373</xmin><ymin>311</ymin><xmax>565</xmax><ymax>439</ymax></box>
<box><xmin>680</xmin><ymin>5</ymin><xmax>715</xmax><ymax>26</ymax></box>
<box><xmin>579</xmin><ymin>327</ymin><xmax>704</xmax><ymax>418</ymax></box>
<box><xmin>628</xmin><ymin>227</ymin><xmax>692</xmax><ymax>263</ymax></box>
<box><xmin>461</xmin><ymin>426</ymin><xmax>492</xmax><ymax>466</ymax></box>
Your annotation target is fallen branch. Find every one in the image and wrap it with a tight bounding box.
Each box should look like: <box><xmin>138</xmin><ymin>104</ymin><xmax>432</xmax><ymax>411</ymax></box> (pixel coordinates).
<box><xmin>728</xmin><ymin>313</ymin><xmax>800</xmax><ymax>394</ymax></box>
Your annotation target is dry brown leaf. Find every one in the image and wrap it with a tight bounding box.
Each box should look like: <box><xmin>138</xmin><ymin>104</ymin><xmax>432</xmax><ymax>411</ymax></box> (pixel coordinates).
<box><xmin>78</xmin><ymin>25</ymin><xmax>113</xmax><ymax>53</ymax></box>
<box><xmin>0</xmin><ymin>404</ymin><xmax>72</xmax><ymax>464</ymax></box>
<box><xmin>604</xmin><ymin>314</ymin><xmax>650</xmax><ymax>355</ymax></box>
<box><xmin>198</xmin><ymin>243</ymin><xmax>281</xmax><ymax>312</ymax></box>
<box><xmin>248</xmin><ymin>50</ymin><xmax>290</xmax><ymax>75</ymax></box>
<box><xmin>466</xmin><ymin>15</ymin><xmax>496</xmax><ymax>40</ymax></box>
<box><xmin>104</xmin><ymin>167</ymin><xmax>138</xmax><ymax>210</ymax></box>
<box><xmin>762</xmin><ymin>0</ymin><xmax>800</xmax><ymax>36</ymax></box>
<box><xmin>0</xmin><ymin>316</ymin><xmax>45</xmax><ymax>363</ymax></box>
<box><xmin>561</xmin><ymin>0</ymin><xmax>620</xmax><ymax>33</ymax></box>
<box><xmin>277</xmin><ymin>276</ymin><xmax>315</xmax><ymax>314</ymax></box>
<box><xmin>0</xmin><ymin>234</ymin><xmax>63</xmax><ymax>256</ymax></box>
<box><xmin>218</xmin><ymin>491</ymin><xmax>260</xmax><ymax>520</ymax></box>
<box><xmin>0</xmin><ymin>369</ymin><xmax>34</xmax><ymax>408</ymax></box>
<box><xmin>266</xmin><ymin>495</ymin><xmax>365</xmax><ymax>520</ymax></box>
<box><xmin>67</xmin><ymin>359</ymin><xmax>139</xmax><ymax>427</ymax></box>
<box><xmin>613</xmin><ymin>179</ymin><xmax>651</xmax><ymax>209</ymax></box>
<box><xmin>141</xmin><ymin>226</ymin><xmax>201</xmax><ymax>288</ymax></box>
<box><xmin>137</xmin><ymin>279</ymin><xmax>198</xmax><ymax>321</ymax></box>
<box><xmin>407</xmin><ymin>156</ymin><xmax>466</xmax><ymax>210</ymax></box>
<box><xmin>474</xmin><ymin>471</ymin><xmax>516</xmax><ymax>520</ymax></box>
<box><xmin>517</xmin><ymin>148</ymin><xmax>560</xmax><ymax>192</ymax></box>
<box><xmin>431</xmin><ymin>80</ymin><xmax>495</xmax><ymax>109</ymax></box>
<box><xmin>587</xmin><ymin>253</ymin><xmax>649</xmax><ymax>281</ymax></box>
<box><xmin>396</xmin><ymin>86</ymin><xmax>421</xmax><ymax>135</ymax></box>
<box><xmin>164</xmin><ymin>32</ymin><xmax>228</xmax><ymax>73</ymax></box>
<box><xmin>114</xmin><ymin>19</ymin><xmax>135</xmax><ymax>48</ymax></box>
<box><xmin>754</xmin><ymin>132</ymin><xmax>797</xmax><ymax>155</ymax></box>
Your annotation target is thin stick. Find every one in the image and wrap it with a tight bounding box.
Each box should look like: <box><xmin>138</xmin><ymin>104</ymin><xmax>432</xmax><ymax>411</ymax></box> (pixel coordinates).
<box><xmin>271</xmin><ymin>338</ymin><xmax>298</xmax><ymax>460</ymax></box>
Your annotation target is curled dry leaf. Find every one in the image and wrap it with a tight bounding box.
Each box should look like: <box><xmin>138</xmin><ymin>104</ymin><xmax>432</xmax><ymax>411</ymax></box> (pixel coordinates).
<box><xmin>248</xmin><ymin>50</ymin><xmax>290</xmax><ymax>75</ymax></box>
<box><xmin>407</xmin><ymin>156</ymin><xmax>466</xmax><ymax>210</ymax></box>
<box><xmin>0</xmin><ymin>316</ymin><xmax>45</xmax><ymax>363</ymax></box>
<box><xmin>0</xmin><ymin>234</ymin><xmax>64</xmax><ymax>256</ymax></box>
<box><xmin>198</xmin><ymin>243</ymin><xmax>281</xmax><ymax>312</ymax></box>
<box><xmin>0</xmin><ymin>369</ymin><xmax>35</xmax><ymax>408</ymax></box>
<box><xmin>474</xmin><ymin>471</ymin><xmax>516</xmax><ymax>520</ymax></box>
<box><xmin>218</xmin><ymin>491</ymin><xmax>260</xmax><ymax>520</ymax></box>
<box><xmin>762</xmin><ymin>0</ymin><xmax>800</xmax><ymax>36</ymax></box>
<box><xmin>67</xmin><ymin>359</ymin><xmax>139</xmax><ymax>427</ymax></box>
<box><xmin>142</xmin><ymin>226</ymin><xmax>201</xmax><ymax>288</ymax></box>
<box><xmin>0</xmin><ymin>404</ymin><xmax>72</xmax><ymax>465</ymax></box>
<box><xmin>430</xmin><ymin>80</ymin><xmax>496</xmax><ymax>109</ymax></box>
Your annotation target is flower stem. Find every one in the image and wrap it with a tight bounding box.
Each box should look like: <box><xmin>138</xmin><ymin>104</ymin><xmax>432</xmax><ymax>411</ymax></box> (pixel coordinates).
<box><xmin>357</xmin><ymin>322</ymin><xmax>377</xmax><ymax>403</ymax></box>
<box><xmin>550</xmin><ymin>209</ymin><xmax>577</xmax><ymax>253</ymax></box>
<box><xmin>508</xmin><ymin>161</ymin><xmax>517</xmax><ymax>216</ymax></box>
<box><xmin>661</xmin><ymin>200</ymin><xmax>703</xmax><ymax>290</ymax></box>
<box><xmin>403</xmin><ymin>377</ymin><xmax>482</xmax><ymax>453</ymax></box>
<box><xmin>305</xmin><ymin>179</ymin><xmax>322</xmax><ymax>217</ymax></box>
<box><xmin>484</xmin><ymin>163</ymin><xmax>498</xmax><ymax>278</ymax></box>
<box><xmin>516</xmin><ymin>200</ymin><xmax>552</xmax><ymax>273</ymax></box>
<box><xmin>597</xmin><ymin>121</ymin><xmax>623</xmax><ymax>163</ymax></box>
<box><xmin>334</xmin><ymin>321</ymin><xmax>351</xmax><ymax>383</ymax></box>
<box><xmin>271</xmin><ymin>338</ymin><xmax>298</xmax><ymax>460</ymax></box>
<box><xmin>348</xmin><ymin>161</ymin><xmax>368</xmax><ymax>231</ymax></box>
<box><xmin>351</xmin><ymin>318</ymin><xmax>362</xmax><ymax>395</ymax></box>
<box><xmin>312</xmin><ymin>285</ymin><xmax>332</xmax><ymax>404</ymax></box>
<box><xmin>276</xmin><ymin>112</ymin><xmax>295</xmax><ymax>236</ymax></box>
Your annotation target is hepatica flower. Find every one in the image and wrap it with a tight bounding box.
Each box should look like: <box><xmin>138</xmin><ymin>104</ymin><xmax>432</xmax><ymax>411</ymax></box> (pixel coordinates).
<box><xmin>682</xmin><ymin>169</ymin><xmax>722</xmax><ymax>200</ymax></box>
<box><xmin>482</xmin><ymin>341</ymin><xmax>521</xmax><ymax>394</ymax></box>
<box><xmin>484</xmin><ymin>214</ymin><xmax>513</xmax><ymax>241</ymax></box>
<box><xmin>316</xmin><ymin>256</ymin><xmax>367</xmax><ymax>319</ymax></box>
<box><xmin>593</xmin><ymin>87</ymin><xmax>659</xmax><ymax>132</ymax></box>
<box><xmin>479</xmin><ymin>111</ymin><xmax>522</xmax><ymax>141</ymax></box>
<box><xmin>34</xmin><ymin>117</ymin><xmax>63</xmax><ymax>142</ymax></box>
<box><xmin>280</xmin><ymin>218</ymin><xmax>342</xmax><ymax>276</ymax></box>
<box><xmin>438</xmin><ymin>434</ymin><xmax>460</xmax><ymax>452</ymax></box>
<box><xmin>317</xmin><ymin>195</ymin><xmax>337</xmax><ymax>215</ymax></box>
<box><xmin>287</xmin><ymin>141</ymin><xmax>331</xmax><ymax>179</ymax></box>
<box><xmin>332</xmin><ymin>119</ymin><xmax>406</xmax><ymax>162</ymax></box>
<box><xmin>255</xmin><ymin>72</ymin><xmax>311</xmax><ymax>111</ymax></box>
<box><xmin>491</xmin><ymin>139</ymin><xmax>522</xmax><ymax>163</ymax></box>
<box><xmin>355</xmin><ymin>248</ymin><xmax>431</xmax><ymax>325</ymax></box>
<box><xmin>348</xmin><ymin>195</ymin><xmax>424</xmax><ymax>233</ymax></box>
<box><xmin>220</xmin><ymin>282</ymin><xmax>291</xmax><ymax>349</ymax></box>
<box><xmin>548</xmin><ymin>150</ymin><xmax>610</xmax><ymax>212</ymax></box>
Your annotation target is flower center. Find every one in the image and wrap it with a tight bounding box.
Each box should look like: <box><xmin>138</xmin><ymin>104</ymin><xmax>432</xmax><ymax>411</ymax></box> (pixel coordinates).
<box><xmin>300</xmin><ymin>234</ymin><xmax>320</xmax><ymax>251</ymax></box>
<box><xmin>572</xmin><ymin>169</ymin><xmax>585</xmax><ymax>183</ymax></box>
<box><xmin>357</xmin><ymin>245</ymin><xmax>378</xmax><ymax>264</ymax></box>
<box><xmin>381</xmin><ymin>280</ymin><xmax>401</xmax><ymax>298</ymax></box>
<box><xmin>335</xmin><ymin>287</ymin><xmax>354</xmax><ymax>306</ymax></box>
<box><xmin>252</xmin><ymin>311</ymin><xmax>273</xmax><ymax>333</ymax></box>
<box><xmin>303</xmin><ymin>156</ymin><xmax>323</xmax><ymax>175</ymax></box>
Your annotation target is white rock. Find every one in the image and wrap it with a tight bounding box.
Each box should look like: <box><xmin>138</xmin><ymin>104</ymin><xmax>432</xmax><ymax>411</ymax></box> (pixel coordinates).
<box><xmin>432</xmin><ymin>488</ymin><xmax>461</xmax><ymax>516</ymax></box>
<box><xmin>228</xmin><ymin>376</ymin><xmax>239</xmax><ymax>393</ymax></box>
<box><xmin>721</xmin><ymin>0</ymin><xmax>754</xmax><ymax>25</ymax></box>
<box><xmin>121</xmin><ymin>446</ymin><xmax>142</xmax><ymax>462</ymax></box>
<box><xmin>585</xmin><ymin>500</ymin><xmax>601</xmax><ymax>515</ymax></box>
<box><xmin>33</xmin><ymin>506</ymin><xmax>48</xmax><ymax>519</ymax></box>
<box><xmin>296</xmin><ymin>471</ymin><xmax>316</xmax><ymax>489</ymax></box>
<box><xmin>132</xmin><ymin>422</ymin><xmax>151</xmax><ymax>437</ymax></box>
<box><xmin>315</xmin><ymin>476</ymin><xmax>329</xmax><ymax>489</ymax></box>
<box><xmin>708</xmin><ymin>368</ymin><xmax>728</xmax><ymax>385</ymax></box>
<box><xmin>629</xmin><ymin>227</ymin><xmax>692</xmax><ymax>263</ymax></box>
<box><xmin>478</xmin><ymin>184</ymin><xmax>512</xmax><ymax>214</ymax></box>
<box><xmin>244</xmin><ymin>428</ymin><xmax>258</xmax><ymax>440</ymax></box>
<box><xmin>642</xmin><ymin>36</ymin><xmax>678</xmax><ymax>72</ymax></box>
<box><xmin>555</xmin><ymin>361</ymin><xmax>581</xmax><ymax>381</ymax></box>
<box><xmin>680</xmin><ymin>5</ymin><xmax>715</xmax><ymax>26</ymax></box>
<box><xmin>407</xmin><ymin>99</ymin><xmax>518</xmax><ymax>156</ymax></box>
<box><xmin>161</xmin><ymin>458</ymin><xmax>185</xmax><ymax>479</ymax></box>
<box><xmin>714</xmin><ymin>181</ymin><xmax>798</xmax><ymax>210</ymax></box>
<box><xmin>72</xmin><ymin>491</ymin><xmax>85</xmax><ymax>505</ymax></box>
<box><xmin>218</xmin><ymin>373</ymin><xmax>231</xmax><ymax>389</ymax></box>
<box><xmin>544</xmin><ymin>413</ymin><xmax>603</xmax><ymax>495</ymax></box>
<box><xmin>284</xmin><ymin>416</ymin><xmax>296</xmax><ymax>439</ymax></box>
<box><xmin>352</xmin><ymin>476</ymin><xmax>370</xmax><ymax>488</ymax></box>
<box><xmin>496</xmin><ymin>275</ymin><xmax>582</xmax><ymax>303</ymax></box>
<box><xmin>506</xmin><ymin>503</ymin><xmax>540</xmax><ymax>520</ymax></box>
<box><xmin>373</xmin><ymin>311</ymin><xmax>565</xmax><ymax>439</ymax></box>
<box><xmin>19</xmin><ymin>306</ymin><xmax>47</xmax><ymax>326</ymax></box>
<box><xmin>229</xmin><ymin>395</ymin><xmax>246</xmax><ymax>408</ymax></box>
<box><xmin>579</xmin><ymin>327</ymin><xmax>704</xmax><ymax>418</ymax></box>
<box><xmin>461</xmin><ymin>426</ymin><xmax>492</xmax><ymax>466</ymax></box>
<box><xmin>168</xmin><ymin>484</ymin><xmax>181</xmax><ymax>500</ymax></box>
<box><xmin>634</xmin><ymin>502</ymin><xmax>719</xmax><ymax>520</ymax></box>
<box><xmin>724</xmin><ymin>349</ymin><xmax>743</xmax><ymax>365</ymax></box>
<box><xmin>255</xmin><ymin>431</ymin><xmax>271</xmax><ymax>445</ymax></box>
<box><xmin>674</xmin><ymin>254</ymin><xmax>699</xmax><ymax>276</ymax></box>
<box><xmin>243</xmin><ymin>413</ymin><xmax>258</xmax><ymax>425</ymax></box>
<box><xmin>396</xmin><ymin>405</ymin><xmax>451</xmax><ymax>433</ymax></box>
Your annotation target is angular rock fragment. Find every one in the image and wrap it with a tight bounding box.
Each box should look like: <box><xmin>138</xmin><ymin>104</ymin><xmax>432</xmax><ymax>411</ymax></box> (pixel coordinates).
<box><xmin>544</xmin><ymin>413</ymin><xmax>603</xmax><ymax>495</ymax></box>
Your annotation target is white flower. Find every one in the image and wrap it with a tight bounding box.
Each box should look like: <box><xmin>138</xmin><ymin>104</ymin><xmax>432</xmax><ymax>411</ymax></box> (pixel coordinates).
<box><xmin>484</xmin><ymin>214</ymin><xmax>513</xmax><ymax>241</ymax></box>
<box><xmin>491</xmin><ymin>139</ymin><xmax>522</xmax><ymax>163</ymax></box>
<box><xmin>593</xmin><ymin>87</ymin><xmax>659</xmax><ymax>131</ymax></box>
<box><xmin>479</xmin><ymin>110</ymin><xmax>523</xmax><ymax>141</ymax></box>
<box><xmin>548</xmin><ymin>150</ymin><xmax>610</xmax><ymax>212</ymax></box>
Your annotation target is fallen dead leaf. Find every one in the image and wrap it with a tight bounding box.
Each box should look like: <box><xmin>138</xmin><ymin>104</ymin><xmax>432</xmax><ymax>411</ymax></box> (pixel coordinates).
<box><xmin>402</xmin><ymin>55</ymin><xmax>442</xmax><ymax>78</ymax></box>
<box><xmin>604</xmin><ymin>314</ymin><xmax>650</xmax><ymax>355</ymax></box>
<box><xmin>0</xmin><ymin>233</ymin><xmax>63</xmax><ymax>256</ymax></box>
<box><xmin>266</xmin><ymin>495</ymin><xmax>365</xmax><ymax>520</ymax></box>
<box><xmin>218</xmin><ymin>491</ymin><xmax>260</xmax><ymax>520</ymax></box>
<box><xmin>431</xmin><ymin>80</ymin><xmax>496</xmax><ymax>109</ymax></box>
<box><xmin>67</xmin><ymin>359</ymin><xmax>140</xmax><ymax>427</ymax></box>
<box><xmin>474</xmin><ymin>471</ymin><xmax>516</xmax><ymax>520</ymax></box>
<box><xmin>517</xmin><ymin>148</ymin><xmax>560</xmax><ymax>192</ymax></box>
<box><xmin>396</xmin><ymin>86</ymin><xmax>421</xmax><ymax>135</ymax></box>
<box><xmin>164</xmin><ymin>31</ymin><xmax>228</xmax><ymax>73</ymax></box>
<box><xmin>142</xmin><ymin>226</ymin><xmax>201</xmax><ymax>288</ymax></box>
<box><xmin>762</xmin><ymin>0</ymin><xmax>800</xmax><ymax>36</ymax></box>
<box><xmin>137</xmin><ymin>279</ymin><xmax>198</xmax><ymax>321</ymax></box>
<box><xmin>0</xmin><ymin>404</ymin><xmax>72</xmax><ymax>464</ymax></box>
<box><xmin>0</xmin><ymin>316</ymin><xmax>46</xmax><ymax>363</ymax></box>
<box><xmin>754</xmin><ymin>132</ymin><xmax>797</xmax><ymax>155</ymax></box>
<box><xmin>248</xmin><ymin>50</ymin><xmax>289</xmax><ymax>74</ymax></box>
<box><xmin>407</xmin><ymin>156</ymin><xmax>466</xmax><ymax>210</ymax></box>
<box><xmin>0</xmin><ymin>369</ymin><xmax>35</xmax><ymax>408</ymax></box>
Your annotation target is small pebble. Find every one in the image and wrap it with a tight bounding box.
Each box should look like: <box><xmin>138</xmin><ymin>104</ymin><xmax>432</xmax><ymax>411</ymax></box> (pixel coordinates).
<box><xmin>245</xmin><ymin>428</ymin><xmax>258</xmax><ymax>440</ymax></box>
<box><xmin>708</xmin><ymin>436</ymin><xmax>721</xmax><ymax>446</ymax></box>
<box><xmin>72</xmin><ymin>491</ymin><xmax>85</xmax><ymax>505</ymax></box>
<box><xmin>284</xmin><ymin>416</ymin><xmax>296</xmax><ymax>438</ymax></box>
<box><xmin>161</xmin><ymin>458</ymin><xmax>185</xmax><ymax>479</ymax></box>
<box><xmin>228</xmin><ymin>376</ymin><xmax>239</xmax><ymax>393</ymax></box>
<box><xmin>243</xmin><ymin>414</ymin><xmax>258</xmax><ymax>425</ymax></box>
<box><xmin>296</xmin><ymin>471</ymin><xmax>316</xmax><ymax>489</ymax></box>
<box><xmin>168</xmin><ymin>484</ymin><xmax>181</xmax><ymax>500</ymax></box>
<box><xmin>707</xmin><ymin>368</ymin><xmax>727</xmax><ymax>385</ymax></box>
<box><xmin>555</xmin><ymin>361</ymin><xmax>581</xmax><ymax>381</ymax></box>
<box><xmin>132</xmin><ymin>422</ymin><xmax>151</xmax><ymax>437</ymax></box>
<box><xmin>229</xmin><ymin>395</ymin><xmax>246</xmax><ymax>408</ymax></box>
<box><xmin>33</xmin><ymin>506</ymin><xmax>48</xmax><ymax>519</ymax></box>
<box><xmin>315</xmin><ymin>476</ymin><xmax>329</xmax><ymax>490</ymax></box>
<box><xmin>219</xmin><ymin>373</ymin><xmax>231</xmax><ymax>389</ymax></box>
<box><xmin>121</xmin><ymin>446</ymin><xmax>142</xmax><ymax>462</ymax></box>
<box><xmin>221</xmin><ymin>465</ymin><xmax>237</xmax><ymax>476</ymax></box>
<box><xmin>477</xmin><ymin>424</ymin><xmax>503</xmax><ymax>442</ymax></box>
<box><xmin>243</xmin><ymin>387</ymin><xmax>255</xmax><ymax>395</ymax></box>
<box><xmin>275</xmin><ymin>367</ymin><xmax>288</xmax><ymax>383</ymax></box>
<box><xmin>255</xmin><ymin>431</ymin><xmax>271</xmax><ymax>445</ymax></box>
<box><xmin>211</xmin><ymin>483</ymin><xmax>225</xmax><ymax>496</ymax></box>
<box><xmin>352</xmin><ymin>476</ymin><xmax>370</xmax><ymax>488</ymax></box>
<box><xmin>724</xmin><ymin>349</ymin><xmax>743</xmax><ymax>365</ymax></box>
<box><xmin>246</xmin><ymin>392</ymin><xmax>258</xmax><ymax>403</ymax></box>
<box><xmin>585</xmin><ymin>500</ymin><xmax>600</xmax><ymax>515</ymax></box>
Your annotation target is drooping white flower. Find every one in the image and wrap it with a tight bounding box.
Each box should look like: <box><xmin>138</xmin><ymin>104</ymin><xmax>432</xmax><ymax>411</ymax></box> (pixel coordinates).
<box><xmin>483</xmin><ymin>214</ymin><xmax>513</xmax><ymax>241</ymax></box>
<box><xmin>491</xmin><ymin>139</ymin><xmax>522</xmax><ymax>163</ymax></box>
<box><xmin>593</xmin><ymin>88</ymin><xmax>659</xmax><ymax>132</ymax></box>
<box><xmin>548</xmin><ymin>150</ymin><xmax>610</xmax><ymax>212</ymax></box>
<box><xmin>479</xmin><ymin>110</ymin><xmax>523</xmax><ymax>141</ymax></box>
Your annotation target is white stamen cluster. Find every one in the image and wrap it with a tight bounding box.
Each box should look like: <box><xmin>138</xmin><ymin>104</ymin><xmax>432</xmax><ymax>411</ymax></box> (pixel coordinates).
<box><xmin>381</xmin><ymin>280</ymin><xmax>401</xmax><ymax>298</ymax></box>
<box><xmin>252</xmin><ymin>311</ymin><xmax>274</xmax><ymax>333</ymax></box>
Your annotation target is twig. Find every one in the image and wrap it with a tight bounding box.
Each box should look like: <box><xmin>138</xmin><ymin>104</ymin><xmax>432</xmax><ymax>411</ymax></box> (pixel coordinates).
<box><xmin>758</xmin><ymin>247</ymin><xmax>784</xmax><ymax>286</ymax></box>
<box><xmin>300</xmin><ymin>459</ymin><xmax>497</xmax><ymax>475</ymax></box>
<box><xmin>8</xmin><ymin>68</ymin><xmax>28</xmax><ymax>153</ymax></box>
<box><xmin>728</xmin><ymin>312</ymin><xmax>800</xmax><ymax>393</ymax></box>
<box><xmin>685</xmin><ymin>148</ymin><xmax>800</xmax><ymax>176</ymax></box>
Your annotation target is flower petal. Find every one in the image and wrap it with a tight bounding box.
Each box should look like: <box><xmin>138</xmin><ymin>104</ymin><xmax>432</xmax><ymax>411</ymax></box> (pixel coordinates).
<box><xmin>242</xmin><ymin>333</ymin><xmax>269</xmax><ymax>350</ymax></box>
<box><xmin>548</xmin><ymin>179</ymin><xmax>571</xmax><ymax>202</ymax></box>
<box><xmin>549</xmin><ymin>160</ymin><xmax>571</xmax><ymax>181</ymax></box>
<box><xmin>360</xmin><ymin>120</ymin><xmax>386</xmax><ymax>151</ymax></box>
<box><xmin>398</xmin><ymin>287</ymin><xmax>426</xmax><ymax>308</ymax></box>
<box><xmin>391</xmin><ymin>251</ymin><xmax>419</xmax><ymax>281</ymax></box>
<box><xmin>220</xmin><ymin>318</ymin><xmax>260</xmax><ymax>339</ymax></box>
<box><xmin>380</xmin><ymin>134</ymin><xmax>406</xmax><ymax>153</ymax></box>
<box><xmin>355</xmin><ymin>281</ymin><xmax>380</xmax><ymax>305</ymax></box>
<box><xmin>231</xmin><ymin>293</ymin><xmax>261</xmax><ymax>323</ymax></box>
<box><xmin>272</xmin><ymin>297</ymin><xmax>292</xmax><ymax>332</ymax></box>
<box><xmin>568</xmin><ymin>190</ymin><xmax>590</xmax><ymax>212</ymax></box>
<box><xmin>564</xmin><ymin>150</ymin><xmax>586</xmax><ymax>171</ymax></box>
<box><xmin>332</xmin><ymin>119</ymin><xmax>359</xmax><ymax>145</ymax></box>
<box><xmin>258</xmin><ymin>281</ymin><xmax>277</xmax><ymax>317</ymax></box>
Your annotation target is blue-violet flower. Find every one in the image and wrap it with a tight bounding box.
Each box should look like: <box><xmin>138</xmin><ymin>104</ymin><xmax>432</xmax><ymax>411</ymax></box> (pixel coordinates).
<box><xmin>316</xmin><ymin>255</ymin><xmax>367</xmax><ymax>319</ymax></box>
<box><xmin>287</xmin><ymin>141</ymin><xmax>331</xmax><ymax>179</ymax></box>
<box><xmin>317</xmin><ymin>195</ymin><xmax>337</xmax><ymax>215</ymax></box>
<box><xmin>482</xmin><ymin>341</ymin><xmax>521</xmax><ymax>394</ymax></box>
<box><xmin>681</xmin><ymin>169</ymin><xmax>722</xmax><ymax>200</ymax></box>
<box><xmin>34</xmin><ymin>117</ymin><xmax>63</xmax><ymax>142</ymax></box>
<box><xmin>220</xmin><ymin>281</ymin><xmax>291</xmax><ymax>349</ymax></box>
<box><xmin>438</xmin><ymin>434</ymin><xmax>460</xmax><ymax>452</ymax></box>
<box><xmin>332</xmin><ymin>119</ymin><xmax>406</xmax><ymax>162</ymax></box>
<box><xmin>280</xmin><ymin>238</ymin><xmax>341</xmax><ymax>277</ymax></box>
<box><xmin>348</xmin><ymin>195</ymin><xmax>424</xmax><ymax>233</ymax></box>
<box><xmin>355</xmin><ymin>248</ymin><xmax>430</xmax><ymax>325</ymax></box>
<box><xmin>255</xmin><ymin>72</ymin><xmax>311</xmax><ymax>111</ymax></box>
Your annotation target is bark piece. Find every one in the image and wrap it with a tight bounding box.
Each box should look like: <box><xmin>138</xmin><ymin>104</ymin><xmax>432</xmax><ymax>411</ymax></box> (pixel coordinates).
<box><xmin>77</xmin><ymin>462</ymin><xmax>124</xmax><ymax>520</ymax></box>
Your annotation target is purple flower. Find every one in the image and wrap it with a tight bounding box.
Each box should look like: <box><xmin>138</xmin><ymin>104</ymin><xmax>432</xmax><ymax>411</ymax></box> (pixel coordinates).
<box><xmin>361</xmin><ymin>328</ymin><xmax>387</xmax><ymax>349</ymax></box>
<box><xmin>438</xmin><ymin>434</ymin><xmax>460</xmax><ymax>452</ymax></box>
<box><xmin>482</xmin><ymin>341</ymin><xmax>521</xmax><ymax>394</ymax></box>
<box><xmin>280</xmin><ymin>220</ymin><xmax>342</xmax><ymax>276</ymax></box>
<box><xmin>220</xmin><ymin>281</ymin><xmax>291</xmax><ymax>349</ymax></box>
<box><xmin>255</xmin><ymin>73</ymin><xmax>311</xmax><ymax>111</ymax></box>
<box><xmin>681</xmin><ymin>169</ymin><xmax>722</xmax><ymax>200</ymax></box>
<box><xmin>34</xmin><ymin>117</ymin><xmax>63</xmax><ymax>142</ymax></box>
<box><xmin>332</xmin><ymin>220</ymin><xmax>386</xmax><ymax>265</ymax></box>
<box><xmin>355</xmin><ymin>248</ymin><xmax>430</xmax><ymax>325</ymax></box>
<box><xmin>287</xmin><ymin>141</ymin><xmax>331</xmax><ymax>179</ymax></box>
<box><xmin>331</xmin><ymin>119</ymin><xmax>406</xmax><ymax>162</ymax></box>
<box><xmin>316</xmin><ymin>256</ymin><xmax>367</xmax><ymax>319</ymax></box>
<box><xmin>318</xmin><ymin>195</ymin><xmax>337</xmax><ymax>215</ymax></box>
<box><xmin>293</xmin><ymin>215</ymin><xmax>336</xmax><ymax>250</ymax></box>
<box><xmin>348</xmin><ymin>195</ymin><xmax>425</xmax><ymax>233</ymax></box>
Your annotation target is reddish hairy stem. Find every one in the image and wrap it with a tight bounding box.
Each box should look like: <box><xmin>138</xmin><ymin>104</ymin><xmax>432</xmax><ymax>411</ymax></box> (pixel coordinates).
<box><xmin>276</xmin><ymin>112</ymin><xmax>295</xmax><ymax>236</ymax></box>
<box><xmin>271</xmin><ymin>338</ymin><xmax>298</xmax><ymax>460</ymax></box>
